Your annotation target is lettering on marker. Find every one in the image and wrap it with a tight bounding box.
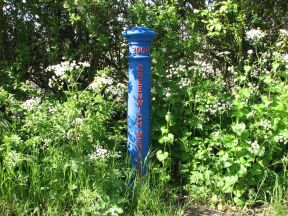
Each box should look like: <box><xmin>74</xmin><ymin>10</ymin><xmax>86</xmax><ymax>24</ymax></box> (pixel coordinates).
<box><xmin>136</xmin><ymin>64</ymin><xmax>144</xmax><ymax>175</ymax></box>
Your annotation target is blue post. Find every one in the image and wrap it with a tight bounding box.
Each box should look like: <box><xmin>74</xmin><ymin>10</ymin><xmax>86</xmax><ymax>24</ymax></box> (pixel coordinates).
<box><xmin>123</xmin><ymin>27</ymin><xmax>157</xmax><ymax>178</ymax></box>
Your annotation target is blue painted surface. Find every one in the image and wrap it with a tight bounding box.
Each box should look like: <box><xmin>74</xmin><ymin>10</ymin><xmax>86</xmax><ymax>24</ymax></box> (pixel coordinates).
<box><xmin>123</xmin><ymin>27</ymin><xmax>156</xmax><ymax>177</ymax></box>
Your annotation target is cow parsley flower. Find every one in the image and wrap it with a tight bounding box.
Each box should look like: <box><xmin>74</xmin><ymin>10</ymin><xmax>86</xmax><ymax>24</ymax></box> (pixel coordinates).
<box><xmin>79</xmin><ymin>61</ymin><xmax>90</xmax><ymax>67</ymax></box>
<box><xmin>46</xmin><ymin>60</ymin><xmax>90</xmax><ymax>77</ymax></box>
<box><xmin>247</xmin><ymin>50</ymin><xmax>253</xmax><ymax>55</ymax></box>
<box><xmin>280</xmin><ymin>29</ymin><xmax>288</xmax><ymax>37</ymax></box>
<box><xmin>246</xmin><ymin>29</ymin><xmax>266</xmax><ymax>42</ymax></box>
<box><xmin>74</xmin><ymin>118</ymin><xmax>84</xmax><ymax>126</ymax></box>
<box><xmin>259</xmin><ymin>119</ymin><xmax>271</xmax><ymax>130</ymax></box>
<box><xmin>276</xmin><ymin>133</ymin><xmax>287</xmax><ymax>145</ymax></box>
<box><xmin>88</xmin><ymin>76</ymin><xmax>113</xmax><ymax>90</ymax></box>
<box><xmin>89</xmin><ymin>146</ymin><xmax>108</xmax><ymax>159</ymax></box>
<box><xmin>282</xmin><ymin>54</ymin><xmax>288</xmax><ymax>63</ymax></box>
<box><xmin>248</xmin><ymin>140</ymin><xmax>260</xmax><ymax>155</ymax></box>
<box><xmin>21</xmin><ymin>97</ymin><xmax>41</xmax><ymax>111</ymax></box>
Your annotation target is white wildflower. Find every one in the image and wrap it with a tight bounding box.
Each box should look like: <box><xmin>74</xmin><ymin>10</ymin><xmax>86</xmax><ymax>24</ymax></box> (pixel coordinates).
<box><xmin>247</xmin><ymin>111</ymin><xmax>255</xmax><ymax>119</ymax></box>
<box><xmin>46</xmin><ymin>60</ymin><xmax>90</xmax><ymax>77</ymax></box>
<box><xmin>79</xmin><ymin>61</ymin><xmax>90</xmax><ymax>67</ymax></box>
<box><xmin>246</xmin><ymin>29</ymin><xmax>266</xmax><ymax>41</ymax></box>
<box><xmin>247</xmin><ymin>50</ymin><xmax>253</xmax><ymax>55</ymax></box>
<box><xmin>282</xmin><ymin>54</ymin><xmax>288</xmax><ymax>63</ymax></box>
<box><xmin>216</xmin><ymin>51</ymin><xmax>231</xmax><ymax>57</ymax></box>
<box><xmin>87</xmin><ymin>82</ymin><xmax>98</xmax><ymax>90</ymax></box>
<box><xmin>276</xmin><ymin>133</ymin><xmax>287</xmax><ymax>145</ymax></box>
<box><xmin>259</xmin><ymin>119</ymin><xmax>271</xmax><ymax>130</ymax></box>
<box><xmin>48</xmin><ymin>78</ymin><xmax>53</xmax><ymax>88</ymax></box>
<box><xmin>46</xmin><ymin>61</ymin><xmax>73</xmax><ymax>77</ymax></box>
<box><xmin>21</xmin><ymin>97</ymin><xmax>41</xmax><ymax>111</ymax></box>
<box><xmin>4</xmin><ymin>150</ymin><xmax>23</xmax><ymax>168</ymax></box>
<box><xmin>248</xmin><ymin>140</ymin><xmax>260</xmax><ymax>155</ymax></box>
<box><xmin>89</xmin><ymin>146</ymin><xmax>109</xmax><ymax>159</ymax></box>
<box><xmin>179</xmin><ymin>78</ymin><xmax>190</xmax><ymax>89</ymax></box>
<box><xmin>74</xmin><ymin>118</ymin><xmax>84</xmax><ymax>126</ymax></box>
<box><xmin>48</xmin><ymin>107</ymin><xmax>56</xmax><ymax>114</ymax></box>
<box><xmin>88</xmin><ymin>76</ymin><xmax>113</xmax><ymax>90</ymax></box>
<box><xmin>280</xmin><ymin>29</ymin><xmax>288</xmax><ymax>37</ymax></box>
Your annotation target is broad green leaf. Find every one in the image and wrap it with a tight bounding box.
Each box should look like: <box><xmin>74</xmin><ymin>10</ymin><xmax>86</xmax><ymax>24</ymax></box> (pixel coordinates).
<box><xmin>156</xmin><ymin>150</ymin><xmax>169</xmax><ymax>162</ymax></box>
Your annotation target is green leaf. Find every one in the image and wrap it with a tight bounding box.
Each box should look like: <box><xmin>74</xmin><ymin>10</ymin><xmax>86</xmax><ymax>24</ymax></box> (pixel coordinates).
<box><xmin>233</xmin><ymin>184</ymin><xmax>245</xmax><ymax>197</ymax></box>
<box><xmin>160</xmin><ymin>126</ymin><xmax>169</xmax><ymax>134</ymax></box>
<box><xmin>244</xmin><ymin>65</ymin><xmax>252</xmax><ymax>73</ymax></box>
<box><xmin>234</xmin><ymin>197</ymin><xmax>245</xmax><ymax>206</ymax></box>
<box><xmin>222</xmin><ymin>175</ymin><xmax>238</xmax><ymax>193</ymax></box>
<box><xmin>156</xmin><ymin>150</ymin><xmax>169</xmax><ymax>162</ymax></box>
<box><xmin>159</xmin><ymin>133</ymin><xmax>174</xmax><ymax>145</ymax></box>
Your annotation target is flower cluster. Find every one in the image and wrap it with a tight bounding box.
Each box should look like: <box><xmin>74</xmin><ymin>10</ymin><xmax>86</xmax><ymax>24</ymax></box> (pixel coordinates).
<box><xmin>89</xmin><ymin>146</ymin><xmax>109</xmax><ymax>159</ymax></box>
<box><xmin>282</xmin><ymin>54</ymin><xmax>288</xmax><ymax>63</ymax></box>
<box><xmin>205</xmin><ymin>101</ymin><xmax>231</xmax><ymax>114</ymax></box>
<box><xmin>280</xmin><ymin>29</ymin><xmax>288</xmax><ymax>37</ymax></box>
<box><xmin>88</xmin><ymin>77</ymin><xmax>113</xmax><ymax>90</ymax></box>
<box><xmin>163</xmin><ymin>87</ymin><xmax>172</xmax><ymax>98</ymax></box>
<box><xmin>246</xmin><ymin>29</ymin><xmax>266</xmax><ymax>42</ymax></box>
<box><xmin>21</xmin><ymin>97</ymin><xmax>41</xmax><ymax>111</ymax></box>
<box><xmin>179</xmin><ymin>78</ymin><xmax>190</xmax><ymax>89</ymax></box>
<box><xmin>167</xmin><ymin>64</ymin><xmax>187</xmax><ymax>78</ymax></box>
<box><xmin>194</xmin><ymin>60</ymin><xmax>217</xmax><ymax>78</ymax></box>
<box><xmin>276</xmin><ymin>133</ymin><xmax>287</xmax><ymax>145</ymax></box>
<box><xmin>247</xmin><ymin>82</ymin><xmax>259</xmax><ymax>92</ymax></box>
<box><xmin>259</xmin><ymin>119</ymin><xmax>271</xmax><ymax>131</ymax></box>
<box><xmin>46</xmin><ymin>60</ymin><xmax>90</xmax><ymax>77</ymax></box>
<box><xmin>104</xmin><ymin>83</ymin><xmax>126</xmax><ymax>100</ymax></box>
<box><xmin>246</xmin><ymin>110</ymin><xmax>256</xmax><ymax>119</ymax></box>
<box><xmin>248</xmin><ymin>140</ymin><xmax>260</xmax><ymax>155</ymax></box>
<box><xmin>74</xmin><ymin>118</ymin><xmax>84</xmax><ymax>126</ymax></box>
<box><xmin>4</xmin><ymin>150</ymin><xmax>23</xmax><ymax>168</ymax></box>
<box><xmin>247</xmin><ymin>50</ymin><xmax>253</xmax><ymax>55</ymax></box>
<box><xmin>88</xmin><ymin>146</ymin><xmax>122</xmax><ymax>160</ymax></box>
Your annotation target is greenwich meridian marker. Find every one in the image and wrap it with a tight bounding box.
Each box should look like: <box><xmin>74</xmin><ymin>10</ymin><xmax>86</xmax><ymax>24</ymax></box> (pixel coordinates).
<box><xmin>123</xmin><ymin>26</ymin><xmax>156</xmax><ymax>177</ymax></box>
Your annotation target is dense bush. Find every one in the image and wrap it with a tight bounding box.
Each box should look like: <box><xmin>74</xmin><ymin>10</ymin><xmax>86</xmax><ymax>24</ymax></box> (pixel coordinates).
<box><xmin>0</xmin><ymin>0</ymin><xmax>288</xmax><ymax>214</ymax></box>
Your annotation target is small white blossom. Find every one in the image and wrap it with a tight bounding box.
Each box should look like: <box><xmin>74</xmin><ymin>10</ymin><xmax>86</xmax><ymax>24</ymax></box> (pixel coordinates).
<box><xmin>259</xmin><ymin>119</ymin><xmax>271</xmax><ymax>130</ymax></box>
<box><xmin>280</xmin><ymin>29</ymin><xmax>288</xmax><ymax>37</ymax></box>
<box><xmin>48</xmin><ymin>78</ymin><xmax>53</xmax><ymax>88</ymax></box>
<box><xmin>248</xmin><ymin>50</ymin><xmax>253</xmax><ymax>55</ymax></box>
<box><xmin>48</xmin><ymin>107</ymin><xmax>56</xmax><ymax>114</ymax></box>
<box><xmin>179</xmin><ymin>78</ymin><xmax>190</xmax><ymax>89</ymax></box>
<box><xmin>248</xmin><ymin>140</ymin><xmax>260</xmax><ymax>155</ymax></box>
<box><xmin>247</xmin><ymin>111</ymin><xmax>256</xmax><ymax>119</ymax></box>
<box><xmin>79</xmin><ymin>61</ymin><xmax>90</xmax><ymax>67</ymax></box>
<box><xmin>276</xmin><ymin>133</ymin><xmax>287</xmax><ymax>145</ymax></box>
<box><xmin>193</xmin><ymin>9</ymin><xmax>200</xmax><ymax>14</ymax></box>
<box><xmin>162</xmin><ymin>48</ymin><xmax>167</xmax><ymax>52</ymax></box>
<box><xmin>4</xmin><ymin>151</ymin><xmax>23</xmax><ymax>168</ymax></box>
<box><xmin>246</xmin><ymin>29</ymin><xmax>266</xmax><ymax>42</ymax></box>
<box><xmin>46</xmin><ymin>60</ymin><xmax>90</xmax><ymax>77</ymax></box>
<box><xmin>282</xmin><ymin>54</ymin><xmax>288</xmax><ymax>63</ymax></box>
<box><xmin>74</xmin><ymin>118</ymin><xmax>84</xmax><ymax>126</ymax></box>
<box><xmin>21</xmin><ymin>97</ymin><xmax>41</xmax><ymax>111</ymax></box>
<box><xmin>89</xmin><ymin>146</ymin><xmax>109</xmax><ymax>159</ymax></box>
<box><xmin>88</xmin><ymin>76</ymin><xmax>113</xmax><ymax>90</ymax></box>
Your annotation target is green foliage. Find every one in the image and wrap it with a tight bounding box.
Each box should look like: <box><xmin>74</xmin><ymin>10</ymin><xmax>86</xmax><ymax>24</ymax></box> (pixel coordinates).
<box><xmin>1</xmin><ymin>0</ymin><xmax>288</xmax><ymax>213</ymax></box>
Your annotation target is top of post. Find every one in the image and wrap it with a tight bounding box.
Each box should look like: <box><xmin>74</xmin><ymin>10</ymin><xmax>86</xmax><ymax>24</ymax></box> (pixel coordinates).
<box><xmin>123</xmin><ymin>26</ymin><xmax>157</xmax><ymax>42</ymax></box>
